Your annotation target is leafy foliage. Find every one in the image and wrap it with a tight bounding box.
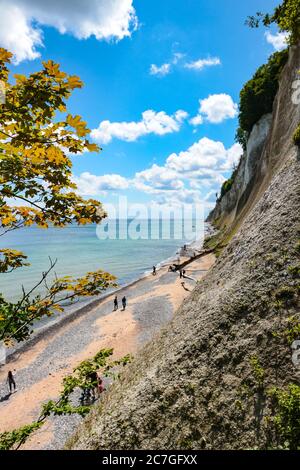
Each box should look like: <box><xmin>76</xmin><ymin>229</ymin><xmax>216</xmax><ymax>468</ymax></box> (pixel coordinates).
<box><xmin>0</xmin><ymin>249</ymin><xmax>29</xmax><ymax>273</ymax></box>
<box><xmin>220</xmin><ymin>178</ymin><xmax>234</xmax><ymax>199</ymax></box>
<box><xmin>0</xmin><ymin>48</ymin><xmax>117</xmax><ymax>344</ymax></box>
<box><xmin>218</xmin><ymin>1</ymin><xmax>293</xmax><ymax>203</ymax></box>
<box><xmin>250</xmin><ymin>355</ymin><xmax>265</xmax><ymax>390</ymax></box>
<box><xmin>238</xmin><ymin>50</ymin><xmax>288</xmax><ymax>135</ymax></box>
<box><xmin>246</xmin><ymin>0</ymin><xmax>300</xmax><ymax>45</ymax></box>
<box><xmin>0</xmin><ymin>259</ymin><xmax>117</xmax><ymax>344</ymax></box>
<box><xmin>288</xmin><ymin>263</ymin><xmax>300</xmax><ymax>278</ymax></box>
<box><xmin>274</xmin><ymin>315</ymin><xmax>300</xmax><ymax>345</ymax></box>
<box><xmin>235</xmin><ymin>127</ymin><xmax>248</xmax><ymax>151</ymax></box>
<box><xmin>0</xmin><ymin>422</ymin><xmax>43</xmax><ymax>451</ymax></box>
<box><xmin>268</xmin><ymin>384</ymin><xmax>300</xmax><ymax>450</ymax></box>
<box><xmin>0</xmin><ymin>48</ymin><xmax>105</xmax><ymax>233</ymax></box>
<box><xmin>242</xmin><ymin>355</ymin><xmax>300</xmax><ymax>449</ymax></box>
<box><xmin>274</xmin><ymin>285</ymin><xmax>298</xmax><ymax>308</ymax></box>
<box><xmin>217</xmin><ymin>164</ymin><xmax>240</xmax><ymax>202</ymax></box>
<box><xmin>293</xmin><ymin>123</ymin><xmax>300</xmax><ymax>147</ymax></box>
<box><xmin>0</xmin><ymin>348</ymin><xmax>133</xmax><ymax>450</ymax></box>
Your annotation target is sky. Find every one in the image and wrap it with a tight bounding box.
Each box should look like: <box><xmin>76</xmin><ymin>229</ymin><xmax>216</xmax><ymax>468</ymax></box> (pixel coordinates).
<box><xmin>0</xmin><ymin>0</ymin><xmax>287</xmax><ymax>216</ymax></box>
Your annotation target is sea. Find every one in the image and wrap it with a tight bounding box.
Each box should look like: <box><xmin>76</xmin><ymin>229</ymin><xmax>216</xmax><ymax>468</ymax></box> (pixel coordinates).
<box><xmin>0</xmin><ymin>219</ymin><xmax>206</xmax><ymax>303</ymax></box>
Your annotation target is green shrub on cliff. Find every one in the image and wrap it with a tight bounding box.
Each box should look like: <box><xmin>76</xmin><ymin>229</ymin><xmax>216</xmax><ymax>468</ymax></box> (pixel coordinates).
<box><xmin>268</xmin><ymin>384</ymin><xmax>300</xmax><ymax>450</ymax></box>
<box><xmin>293</xmin><ymin>123</ymin><xmax>300</xmax><ymax>147</ymax></box>
<box><xmin>237</xmin><ymin>50</ymin><xmax>289</xmax><ymax>136</ymax></box>
<box><xmin>235</xmin><ymin>0</ymin><xmax>300</xmax><ymax>146</ymax></box>
<box><xmin>227</xmin><ymin>0</ymin><xmax>296</xmax><ymax>194</ymax></box>
<box><xmin>235</xmin><ymin>127</ymin><xmax>248</xmax><ymax>151</ymax></box>
<box><xmin>220</xmin><ymin>177</ymin><xmax>234</xmax><ymax>199</ymax></box>
<box><xmin>218</xmin><ymin>165</ymin><xmax>239</xmax><ymax>201</ymax></box>
<box><xmin>231</xmin><ymin>54</ymin><xmax>288</xmax><ymax>200</ymax></box>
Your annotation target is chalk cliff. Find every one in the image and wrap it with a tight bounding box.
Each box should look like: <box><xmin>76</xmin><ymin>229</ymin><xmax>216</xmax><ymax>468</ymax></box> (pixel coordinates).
<box><xmin>67</xmin><ymin>43</ymin><xmax>300</xmax><ymax>450</ymax></box>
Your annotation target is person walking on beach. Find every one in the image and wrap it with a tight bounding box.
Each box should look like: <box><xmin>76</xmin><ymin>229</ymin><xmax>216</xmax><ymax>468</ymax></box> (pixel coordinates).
<box><xmin>122</xmin><ymin>296</ymin><xmax>127</xmax><ymax>310</ymax></box>
<box><xmin>7</xmin><ymin>371</ymin><xmax>16</xmax><ymax>393</ymax></box>
<box><xmin>152</xmin><ymin>266</ymin><xmax>156</xmax><ymax>276</ymax></box>
<box><xmin>113</xmin><ymin>295</ymin><xmax>118</xmax><ymax>311</ymax></box>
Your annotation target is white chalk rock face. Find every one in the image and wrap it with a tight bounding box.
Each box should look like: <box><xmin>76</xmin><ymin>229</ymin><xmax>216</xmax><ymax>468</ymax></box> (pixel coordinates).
<box><xmin>244</xmin><ymin>114</ymin><xmax>273</xmax><ymax>190</ymax></box>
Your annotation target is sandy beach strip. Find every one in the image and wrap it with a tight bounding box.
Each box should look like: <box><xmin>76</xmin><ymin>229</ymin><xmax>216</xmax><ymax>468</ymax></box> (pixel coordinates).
<box><xmin>0</xmin><ymin>252</ymin><xmax>214</xmax><ymax>449</ymax></box>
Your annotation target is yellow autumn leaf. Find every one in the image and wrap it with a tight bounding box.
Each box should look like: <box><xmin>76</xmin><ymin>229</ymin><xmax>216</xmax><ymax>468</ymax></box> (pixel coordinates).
<box><xmin>0</xmin><ymin>48</ymin><xmax>12</xmax><ymax>62</ymax></box>
<box><xmin>14</xmin><ymin>74</ymin><xmax>27</xmax><ymax>84</ymax></box>
<box><xmin>24</xmin><ymin>220</ymin><xmax>34</xmax><ymax>226</ymax></box>
<box><xmin>1</xmin><ymin>216</ymin><xmax>14</xmax><ymax>225</ymax></box>
<box><xmin>46</xmin><ymin>147</ymin><xmax>65</xmax><ymax>165</ymax></box>
<box><xmin>52</xmin><ymin>304</ymin><xmax>64</xmax><ymax>313</ymax></box>
<box><xmin>28</xmin><ymin>306</ymin><xmax>37</xmax><ymax>312</ymax></box>
<box><xmin>66</xmin><ymin>115</ymin><xmax>89</xmax><ymax>137</ymax></box>
<box><xmin>68</xmin><ymin>75</ymin><xmax>83</xmax><ymax>89</ymax></box>
<box><xmin>86</xmin><ymin>143</ymin><xmax>99</xmax><ymax>152</ymax></box>
<box><xmin>43</xmin><ymin>60</ymin><xmax>60</xmax><ymax>76</ymax></box>
<box><xmin>37</xmin><ymin>222</ymin><xmax>49</xmax><ymax>228</ymax></box>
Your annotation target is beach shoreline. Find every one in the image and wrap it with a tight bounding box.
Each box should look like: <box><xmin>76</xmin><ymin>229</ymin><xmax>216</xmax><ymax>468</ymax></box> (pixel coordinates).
<box><xmin>0</xmin><ymin>248</ymin><xmax>215</xmax><ymax>449</ymax></box>
<box><xmin>4</xmin><ymin>228</ymin><xmax>213</xmax><ymax>364</ymax></box>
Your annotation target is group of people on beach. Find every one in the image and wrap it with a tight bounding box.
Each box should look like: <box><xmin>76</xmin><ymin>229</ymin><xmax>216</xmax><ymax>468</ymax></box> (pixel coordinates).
<box><xmin>113</xmin><ymin>295</ymin><xmax>127</xmax><ymax>311</ymax></box>
<box><xmin>80</xmin><ymin>371</ymin><xmax>105</xmax><ymax>404</ymax></box>
<box><xmin>5</xmin><ymin>369</ymin><xmax>105</xmax><ymax>405</ymax></box>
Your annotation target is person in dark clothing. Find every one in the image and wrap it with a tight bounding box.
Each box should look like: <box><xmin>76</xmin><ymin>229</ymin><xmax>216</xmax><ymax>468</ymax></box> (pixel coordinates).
<box><xmin>88</xmin><ymin>371</ymin><xmax>98</xmax><ymax>400</ymax></box>
<box><xmin>97</xmin><ymin>377</ymin><xmax>105</xmax><ymax>397</ymax></box>
<box><xmin>7</xmin><ymin>371</ymin><xmax>16</xmax><ymax>393</ymax></box>
<box><xmin>113</xmin><ymin>295</ymin><xmax>118</xmax><ymax>311</ymax></box>
<box><xmin>179</xmin><ymin>269</ymin><xmax>183</xmax><ymax>278</ymax></box>
<box><xmin>152</xmin><ymin>266</ymin><xmax>156</xmax><ymax>276</ymax></box>
<box><xmin>122</xmin><ymin>296</ymin><xmax>127</xmax><ymax>310</ymax></box>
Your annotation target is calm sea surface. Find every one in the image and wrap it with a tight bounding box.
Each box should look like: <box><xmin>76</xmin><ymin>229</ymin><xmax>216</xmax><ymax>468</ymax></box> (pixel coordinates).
<box><xmin>0</xmin><ymin>220</ymin><xmax>204</xmax><ymax>302</ymax></box>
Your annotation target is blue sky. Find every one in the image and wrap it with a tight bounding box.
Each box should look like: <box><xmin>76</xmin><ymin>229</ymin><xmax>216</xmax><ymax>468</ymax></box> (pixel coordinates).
<box><xmin>0</xmin><ymin>0</ymin><xmax>286</xmax><ymax>214</ymax></box>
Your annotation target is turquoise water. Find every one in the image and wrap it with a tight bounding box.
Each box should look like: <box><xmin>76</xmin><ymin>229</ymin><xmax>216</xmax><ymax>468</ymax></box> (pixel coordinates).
<box><xmin>0</xmin><ymin>220</ymin><xmax>203</xmax><ymax>302</ymax></box>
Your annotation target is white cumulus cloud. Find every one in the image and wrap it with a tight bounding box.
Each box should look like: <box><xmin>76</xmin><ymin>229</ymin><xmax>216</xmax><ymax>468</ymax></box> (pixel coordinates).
<box><xmin>73</xmin><ymin>172</ymin><xmax>129</xmax><ymax>196</ymax></box>
<box><xmin>91</xmin><ymin>109</ymin><xmax>188</xmax><ymax>144</ymax></box>
<box><xmin>184</xmin><ymin>57</ymin><xmax>221</xmax><ymax>71</ymax></box>
<box><xmin>0</xmin><ymin>0</ymin><xmax>138</xmax><ymax>63</ymax></box>
<box><xmin>189</xmin><ymin>94</ymin><xmax>238</xmax><ymax>126</ymax></box>
<box><xmin>198</xmin><ymin>94</ymin><xmax>238</xmax><ymax>124</ymax></box>
<box><xmin>265</xmin><ymin>31</ymin><xmax>288</xmax><ymax>51</ymax></box>
<box><xmin>0</xmin><ymin>2</ymin><xmax>43</xmax><ymax>63</ymax></box>
<box><xmin>150</xmin><ymin>63</ymin><xmax>171</xmax><ymax>77</ymax></box>
<box><xmin>149</xmin><ymin>52</ymin><xmax>185</xmax><ymax>77</ymax></box>
<box><xmin>72</xmin><ymin>136</ymin><xmax>243</xmax><ymax>205</ymax></box>
<box><xmin>134</xmin><ymin>165</ymin><xmax>184</xmax><ymax>192</ymax></box>
<box><xmin>166</xmin><ymin>137</ymin><xmax>239</xmax><ymax>175</ymax></box>
<box><xmin>189</xmin><ymin>115</ymin><xmax>204</xmax><ymax>126</ymax></box>
<box><xmin>134</xmin><ymin>137</ymin><xmax>243</xmax><ymax>203</ymax></box>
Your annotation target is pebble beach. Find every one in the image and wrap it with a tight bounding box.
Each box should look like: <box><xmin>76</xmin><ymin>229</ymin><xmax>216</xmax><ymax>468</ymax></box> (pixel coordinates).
<box><xmin>0</xmin><ymin>249</ymin><xmax>215</xmax><ymax>449</ymax></box>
